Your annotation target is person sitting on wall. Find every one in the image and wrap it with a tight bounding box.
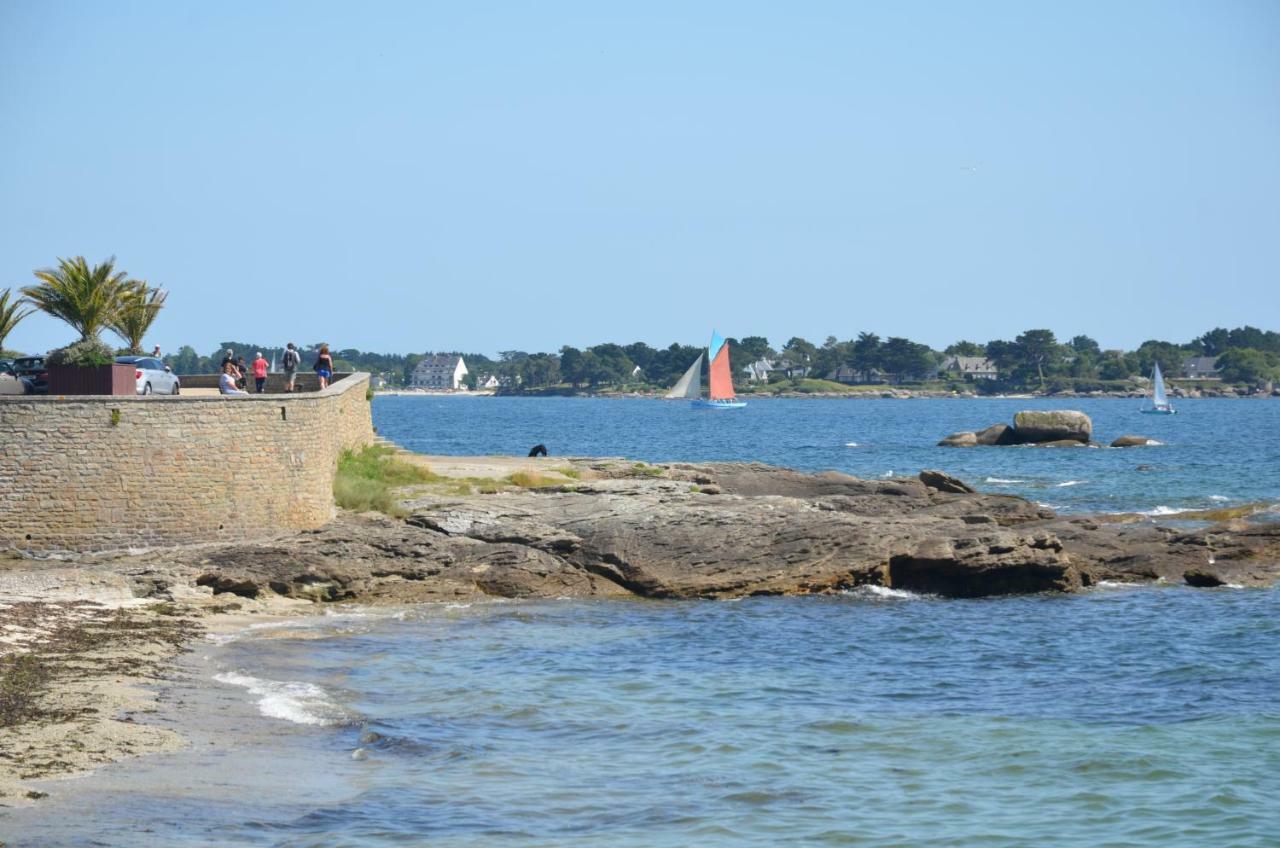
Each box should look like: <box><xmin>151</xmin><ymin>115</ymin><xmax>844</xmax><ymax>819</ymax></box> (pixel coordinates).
<box><xmin>219</xmin><ymin>362</ymin><xmax>249</xmax><ymax>396</ymax></box>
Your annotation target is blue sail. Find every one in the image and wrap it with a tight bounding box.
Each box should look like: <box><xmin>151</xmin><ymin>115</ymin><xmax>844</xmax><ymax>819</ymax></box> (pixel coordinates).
<box><xmin>708</xmin><ymin>330</ymin><xmax>726</xmax><ymax>363</ymax></box>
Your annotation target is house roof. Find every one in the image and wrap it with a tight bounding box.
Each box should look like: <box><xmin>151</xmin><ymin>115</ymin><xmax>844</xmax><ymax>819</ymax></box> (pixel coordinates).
<box><xmin>1182</xmin><ymin>356</ymin><xmax>1220</xmax><ymax>372</ymax></box>
<box><xmin>942</xmin><ymin>355</ymin><xmax>997</xmax><ymax>372</ymax></box>
<box><xmin>414</xmin><ymin>354</ymin><xmax>465</xmax><ymax>370</ymax></box>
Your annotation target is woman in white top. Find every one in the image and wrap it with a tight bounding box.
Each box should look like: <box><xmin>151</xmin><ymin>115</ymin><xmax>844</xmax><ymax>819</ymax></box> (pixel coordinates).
<box><xmin>220</xmin><ymin>362</ymin><xmax>249</xmax><ymax>396</ymax></box>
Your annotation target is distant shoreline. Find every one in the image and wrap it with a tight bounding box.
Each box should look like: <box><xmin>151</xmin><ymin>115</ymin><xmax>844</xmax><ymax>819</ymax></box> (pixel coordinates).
<box><xmin>375</xmin><ymin>388</ymin><xmax>1279</xmax><ymax>401</ymax></box>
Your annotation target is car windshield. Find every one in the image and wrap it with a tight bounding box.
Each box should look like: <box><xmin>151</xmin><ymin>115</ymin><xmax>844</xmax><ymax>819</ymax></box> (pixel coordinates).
<box><xmin>15</xmin><ymin>358</ymin><xmax>43</xmax><ymax>368</ymax></box>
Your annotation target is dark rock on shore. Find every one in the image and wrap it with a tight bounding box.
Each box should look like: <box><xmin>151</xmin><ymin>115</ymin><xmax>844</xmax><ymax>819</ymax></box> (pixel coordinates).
<box><xmin>919</xmin><ymin>470</ymin><xmax>977</xmax><ymax>494</ymax></box>
<box><xmin>938</xmin><ymin>431</ymin><xmax>978</xmax><ymax>447</ymax></box>
<box><xmin>90</xmin><ymin>460</ymin><xmax>1278</xmax><ymax>604</ymax></box>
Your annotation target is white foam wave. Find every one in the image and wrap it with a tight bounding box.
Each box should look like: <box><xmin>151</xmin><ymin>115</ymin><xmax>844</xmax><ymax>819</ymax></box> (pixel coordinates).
<box><xmin>844</xmin><ymin>442</ymin><xmax>859</xmax><ymax>448</ymax></box>
<box><xmin>1209</xmin><ymin>495</ymin><xmax>1229</xmax><ymax>502</ymax></box>
<box><xmin>1055</xmin><ymin>480</ymin><xmax>1086</xmax><ymax>488</ymax></box>
<box><xmin>881</xmin><ymin>470</ymin><xmax>894</xmax><ymax>478</ymax></box>
<box><xmin>984</xmin><ymin>477</ymin><xmax>1026</xmax><ymax>484</ymax></box>
<box><xmin>1134</xmin><ymin>505</ymin><xmax>1191</xmax><ymax>517</ymax></box>
<box><xmin>846</xmin><ymin>585</ymin><xmax>930</xmax><ymax>601</ymax></box>
<box><xmin>214</xmin><ymin>671</ymin><xmax>350</xmax><ymax>726</ymax></box>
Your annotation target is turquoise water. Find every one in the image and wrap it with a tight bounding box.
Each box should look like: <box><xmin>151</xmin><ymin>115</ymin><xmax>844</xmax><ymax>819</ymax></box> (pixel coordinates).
<box><xmin>373</xmin><ymin>396</ymin><xmax>1280</xmax><ymax>514</ymax></box>
<box><xmin>6</xmin><ymin>398</ymin><xmax>1280</xmax><ymax>846</ymax></box>
<box><xmin>12</xmin><ymin>590</ymin><xmax>1279</xmax><ymax>846</ymax></box>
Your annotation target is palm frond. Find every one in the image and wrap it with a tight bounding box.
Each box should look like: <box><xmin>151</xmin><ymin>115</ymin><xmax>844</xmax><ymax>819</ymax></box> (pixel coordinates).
<box><xmin>108</xmin><ymin>283</ymin><xmax>168</xmax><ymax>353</ymax></box>
<box><xmin>20</xmin><ymin>256</ymin><xmax>139</xmax><ymax>342</ymax></box>
<box><xmin>0</xmin><ymin>288</ymin><xmax>34</xmax><ymax>351</ymax></box>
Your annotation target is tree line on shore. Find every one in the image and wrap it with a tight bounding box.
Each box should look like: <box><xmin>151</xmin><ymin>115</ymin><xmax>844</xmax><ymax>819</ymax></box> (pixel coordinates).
<box><xmin>4</xmin><ymin>258</ymin><xmax>1274</xmax><ymax>391</ymax></box>
<box><xmin>157</xmin><ymin>325</ymin><xmax>1280</xmax><ymax>392</ymax></box>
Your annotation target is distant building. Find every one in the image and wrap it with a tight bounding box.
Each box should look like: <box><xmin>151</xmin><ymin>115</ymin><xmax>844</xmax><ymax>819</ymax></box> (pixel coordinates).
<box><xmin>410</xmin><ymin>355</ymin><xmax>468</xmax><ymax>389</ymax></box>
<box><xmin>828</xmin><ymin>364</ymin><xmax>888</xmax><ymax>384</ymax></box>
<box><xmin>743</xmin><ymin>358</ymin><xmax>809</xmax><ymax>382</ymax></box>
<box><xmin>743</xmin><ymin>359</ymin><xmax>775</xmax><ymax>382</ymax></box>
<box><xmin>1181</xmin><ymin>356</ymin><xmax>1221</xmax><ymax>380</ymax></box>
<box><xmin>941</xmin><ymin>355</ymin><xmax>999</xmax><ymax>380</ymax></box>
<box><xmin>479</xmin><ymin>374</ymin><xmax>500</xmax><ymax>390</ymax></box>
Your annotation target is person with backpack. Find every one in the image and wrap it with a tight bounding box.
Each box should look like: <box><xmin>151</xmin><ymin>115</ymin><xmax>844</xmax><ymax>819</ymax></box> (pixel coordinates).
<box><xmin>282</xmin><ymin>343</ymin><xmax>300</xmax><ymax>393</ymax></box>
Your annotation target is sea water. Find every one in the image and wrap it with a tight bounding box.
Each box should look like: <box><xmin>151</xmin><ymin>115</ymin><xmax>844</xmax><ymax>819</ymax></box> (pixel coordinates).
<box><xmin>5</xmin><ymin>398</ymin><xmax>1279</xmax><ymax>847</ymax></box>
<box><xmin>373</xmin><ymin>396</ymin><xmax>1280</xmax><ymax>515</ymax></box>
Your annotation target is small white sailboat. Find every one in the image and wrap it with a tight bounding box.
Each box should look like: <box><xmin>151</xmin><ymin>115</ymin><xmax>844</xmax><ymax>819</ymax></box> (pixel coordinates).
<box><xmin>666</xmin><ymin>332</ymin><xmax>746</xmax><ymax>409</ymax></box>
<box><xmin>1140</xmin><ymin>362</ymin><xmax>1176</xmax><ymax>414</ymax></box>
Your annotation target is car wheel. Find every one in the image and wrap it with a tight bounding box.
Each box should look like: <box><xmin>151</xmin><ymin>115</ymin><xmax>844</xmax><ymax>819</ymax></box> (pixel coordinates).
<box><xmin>143</xmin><ymin>383</ymin><xmax>152</xmax><ymax>395</ymax></box>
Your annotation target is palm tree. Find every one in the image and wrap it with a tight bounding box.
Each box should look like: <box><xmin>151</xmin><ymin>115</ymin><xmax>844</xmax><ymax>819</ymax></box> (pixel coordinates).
<box><xmin>0</xmin><ymin>288</ymin><xmax>33</xmax><ymax>353</ymax></box>
<box><xmin>109</xmin><ymin>283</ymin><xmax>168</xmax><ymax>354</ymax></box>
<box><xmin>21</xmin><ymin>256</ymin><xmax>140</xmax><ymax>342</ymax></box>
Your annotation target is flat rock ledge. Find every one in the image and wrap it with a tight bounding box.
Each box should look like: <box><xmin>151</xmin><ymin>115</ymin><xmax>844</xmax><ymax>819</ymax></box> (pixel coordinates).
<box><xmin>26</xmin><ymin>460</ymin><xmax>1280</xmax><ymax>603</ymax></box>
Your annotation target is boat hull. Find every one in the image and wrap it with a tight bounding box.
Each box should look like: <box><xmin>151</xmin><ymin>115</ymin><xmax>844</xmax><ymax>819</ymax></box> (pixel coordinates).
<box><xmin>1140</xmin><ymin>408</ymin><xmax>1177</xmax><ymax>415</ymax></box>
<box><xmin>692</xmin><ymin>399</ymin><xmax>747</xmax><ymax>409</ymax></box>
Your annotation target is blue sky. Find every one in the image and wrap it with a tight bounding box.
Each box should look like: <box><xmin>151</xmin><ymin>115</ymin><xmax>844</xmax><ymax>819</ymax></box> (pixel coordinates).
<box><xmin>2</xmin><ymin>1</ymin><xmax>1277</xmax><ymax>357</ymax></box>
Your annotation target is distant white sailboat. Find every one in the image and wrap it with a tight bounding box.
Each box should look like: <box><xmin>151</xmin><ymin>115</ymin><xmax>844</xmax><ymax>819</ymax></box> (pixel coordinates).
<box><xmin>1140</xmin><ymin>362</ymin><xmax>1176</xmax><ymax>415</ymax></box>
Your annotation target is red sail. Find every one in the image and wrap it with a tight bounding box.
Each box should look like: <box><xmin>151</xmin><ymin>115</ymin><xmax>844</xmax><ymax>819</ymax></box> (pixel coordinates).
<box><xmin>709</xmin><ymin>343</ymin><xmax>735</xmax><ymax>400</ymax></box>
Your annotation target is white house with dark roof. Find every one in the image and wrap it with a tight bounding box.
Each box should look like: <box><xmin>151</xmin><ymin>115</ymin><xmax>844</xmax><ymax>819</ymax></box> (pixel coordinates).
<box><xmin>410</xmin><ymin>355</ymin><xmax>468</xmax><ymax>389</ymax></box>
<box><xmin>941</xmin><ymin>355</ymin><xmax>999</xmax><ymax>380</ymax></box>
<box><xmin>1181</xmin><ymin>356</ymin><xmax>1221</xmax><ymax>380</ymax></box>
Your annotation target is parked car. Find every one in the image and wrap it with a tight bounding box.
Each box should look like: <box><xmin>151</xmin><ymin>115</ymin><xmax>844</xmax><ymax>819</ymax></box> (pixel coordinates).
<box><xmin>0</xmin><ymin>361</ymin><xmax>33</xmax><ymax>395</ymax></box>
<box><xmin>115</xmin><ymin>356</ymin><xmax>180</xmax><ymax>395</ymax></box>
<box><xmin>12</xmin><ymin>356</ymin><xmax>49</xmax><ymax>394</ymax></box>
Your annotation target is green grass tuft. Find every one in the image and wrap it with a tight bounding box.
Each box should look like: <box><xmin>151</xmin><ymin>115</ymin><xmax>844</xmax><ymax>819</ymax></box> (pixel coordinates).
<box><xmin>334</xmin><ymin>445</ymin><xmax>438</xmax><ymax>515</ymax></box>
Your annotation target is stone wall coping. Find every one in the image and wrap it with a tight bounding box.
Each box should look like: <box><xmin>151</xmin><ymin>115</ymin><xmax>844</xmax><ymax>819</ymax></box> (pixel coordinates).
<box><xmin>0</xmin><ymin>371</ymin><xmax>370</xmax><ymax>404</ymax></box>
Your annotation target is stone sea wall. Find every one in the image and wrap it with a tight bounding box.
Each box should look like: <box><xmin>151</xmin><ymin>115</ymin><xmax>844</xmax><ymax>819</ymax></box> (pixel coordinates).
<box><xmin>0</xmin><ymin>373</ymin><xmax>374</xmax><ymax>553</ymax></box>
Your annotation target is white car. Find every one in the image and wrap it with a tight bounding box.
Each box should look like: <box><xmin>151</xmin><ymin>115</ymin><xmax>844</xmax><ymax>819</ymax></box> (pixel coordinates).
<box><xmin>0</xmin><ymin>365</ymin><xmax>29</xmax><ymax>395</ymax></box>
<box><xmin>116</xmin><ymin>356</ymin><xmax>180</xmax><ymax>395</ymax></box>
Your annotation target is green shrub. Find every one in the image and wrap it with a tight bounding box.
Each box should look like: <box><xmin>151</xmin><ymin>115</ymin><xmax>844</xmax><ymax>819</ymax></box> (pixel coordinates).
<box><xmin>46</xmin><ymin>336</ymin><xmax>115</xmax><ymax>367</ymax></box>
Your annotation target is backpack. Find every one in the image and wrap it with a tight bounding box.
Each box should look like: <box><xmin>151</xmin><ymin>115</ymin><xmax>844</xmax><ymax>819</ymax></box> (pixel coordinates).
<box><xmin>283</xmin><ymin>349</ymin><xmax>298</xmax><ymax>369</ymax></box>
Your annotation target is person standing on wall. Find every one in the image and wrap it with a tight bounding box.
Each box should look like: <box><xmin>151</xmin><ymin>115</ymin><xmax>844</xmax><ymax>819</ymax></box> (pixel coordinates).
<box><xmin>220</xmin><ymin>348</ymin><xmax>236</xmax><ymax>374</ymax></box>
<box><xmin>235</xmin><ymin>355</ymin><xmax>249</xmax><ymax>390</ymax></box>
<box><xmin>252</xmin><ymin>351</ymin><xmax>269</xmax><ymax>393</ymax></box>
<box><xmin>314</xmin><ymin>344</ymin><xmax>334</xmax><ymax>390</ymax></box>
<box><xmin>281</xmin><ymin>342</ymin><xmax>300</xmax><ymax>393</ymax></box>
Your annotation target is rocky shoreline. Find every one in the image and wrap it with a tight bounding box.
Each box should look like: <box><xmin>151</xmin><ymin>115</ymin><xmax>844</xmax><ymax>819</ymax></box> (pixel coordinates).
<box><xmin>2</xmin><ymin>455</ymin><xmax>1278</xmax><ymax>803</ymax></box>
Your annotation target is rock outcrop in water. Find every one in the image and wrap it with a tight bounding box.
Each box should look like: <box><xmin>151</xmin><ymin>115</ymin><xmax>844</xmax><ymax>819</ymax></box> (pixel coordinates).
<box><xmin>38</xmin><ymin>459</ymin><xmax>1279</xmax><ymax>604</ymax></box>
<box><xmin>941</xmin><ymin>410</ymin><xmax>1096</xmax><ymax>447</ymax></box>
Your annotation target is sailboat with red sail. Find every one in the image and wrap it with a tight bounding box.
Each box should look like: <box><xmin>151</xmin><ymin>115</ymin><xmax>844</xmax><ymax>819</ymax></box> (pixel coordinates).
<box><xmin>664</xmin><ymin>331</ymin><xmax>746</xmax><ymax>409</ymax></box>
